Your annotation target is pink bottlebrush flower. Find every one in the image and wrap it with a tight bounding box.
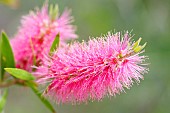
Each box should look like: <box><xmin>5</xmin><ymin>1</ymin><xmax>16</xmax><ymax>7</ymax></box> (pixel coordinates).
<box><xmin>36</xmin><ymin>32</ymin><xmax>148</xmax><ymax>104</ymax></box>
<box><xmin>11</xmin><ymin>3</ymin><xmax>77</xmax><ymax>71</ymax></box>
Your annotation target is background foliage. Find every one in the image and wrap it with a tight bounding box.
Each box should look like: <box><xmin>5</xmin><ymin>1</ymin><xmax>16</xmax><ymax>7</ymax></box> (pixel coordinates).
<box><xmin>0</xmin><ymin>0</ymin><xmax>170</xmax><ymax>113</ymax></box>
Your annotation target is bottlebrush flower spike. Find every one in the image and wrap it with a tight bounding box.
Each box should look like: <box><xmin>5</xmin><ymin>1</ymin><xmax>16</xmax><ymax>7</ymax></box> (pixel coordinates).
<box><xmin>35</xmin><ymin>32</ymin><xmax>149</xmax><ymax>104</ymax></box>
<box><xmin>10</xmin><ymin>3</ymin><xmax>77</xmax><ymax>71</ymax></box>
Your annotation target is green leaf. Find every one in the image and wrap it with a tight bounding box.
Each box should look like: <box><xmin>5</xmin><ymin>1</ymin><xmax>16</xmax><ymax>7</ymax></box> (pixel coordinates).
<box><xmin>4</xmin><ymin>68</ymin><xmax>35</xmax><ymax>81</ymax></box>
<box><xmin>132</xmin><ymin>37</ymin><xmax>147</xmax><ymax>53</ymax></box>
<box><xmin>0</xmin><ymin>55</ymin><xmax>6</xmax><ymax>78</ymax></box>
<box><xmin>26</xmin><ymin>82</ymin><xmax>56</xmax><ymax>113</ymax></box>
<box><xmin>0</xmin><ymin>31</ymin><xmax>15</xmax><ymax>80</ymax></box>
<box><xmin>49</xmin><ymin>4</ymin><xmax>59</xmax><ymax>21</ymax></box>
<box><xmin>0</xmin><ymin>89</ymin><xmax>8</xmax><ymax>112</ymax></box>
<box><xmin>0</xmin><ymin>31</ymin><xmax>15</xmax><ymax>67</ymax></box>
<box><xmin>50</xmin><ymin>34</ymin><xmax>60</xmax><ymax>54</ymax></box>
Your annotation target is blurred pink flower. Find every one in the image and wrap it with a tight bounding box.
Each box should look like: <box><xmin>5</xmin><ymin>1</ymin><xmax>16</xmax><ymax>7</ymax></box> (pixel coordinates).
<box><xmin>11</xmin><ymin>3</ymin><xmax>77</xmax><ymax>71</ymax></box>
<box><xmin>35</xmin><ymin>32</ymin><xmax>148</xmax><ymax>104</ymax></box>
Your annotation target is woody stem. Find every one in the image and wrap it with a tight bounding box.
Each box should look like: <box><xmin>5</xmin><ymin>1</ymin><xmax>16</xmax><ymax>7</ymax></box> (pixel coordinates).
<box><xmin>0</xmin><ymin>79</ymin><xmax>26</xmax><ymax>88</ymax></box>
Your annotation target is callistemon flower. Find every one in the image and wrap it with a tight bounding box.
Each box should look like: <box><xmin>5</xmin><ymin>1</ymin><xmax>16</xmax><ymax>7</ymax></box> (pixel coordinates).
<box><xmin>10</xmin><ymin>3</ymin><xmax>77</xmax><ymax>71</ymax></box>
<box><xmin>36</xmin><ymin>32</ymin><xmax>148</xmax><ymax>104</ymax></box>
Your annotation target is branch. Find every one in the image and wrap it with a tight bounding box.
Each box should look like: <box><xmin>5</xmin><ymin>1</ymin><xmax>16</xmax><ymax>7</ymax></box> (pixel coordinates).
<box><xmin>0</xmin><ymin>79</ymin><xmax>25</xmax><ymax>88</ymax></box>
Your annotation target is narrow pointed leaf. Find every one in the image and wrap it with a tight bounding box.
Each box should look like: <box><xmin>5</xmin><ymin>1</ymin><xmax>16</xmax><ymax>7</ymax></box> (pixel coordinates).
<box><xmin>0</xmin><ymin>31</ymin><xmax>15</xmax><ymax>80</ymax></box>
<box><xmin>5</xmin><ymin>68</ymin><xmax>35</xmax><ymax>81</ymax></box>
<box><xmin>50</xmin><ymin>34</ymin><xmax>60</xmax><ymax>54</ymax></box>
<box><xmin>0</xmin><ymin>56</ymin><xmax>6</xmax><ymax>78</ymax></box>
<box><xmin>49</xmin><ymin>4</ymin><xmax>59</xmax><ymax>21</ymax></box>
<box><xmin>132</xmin><ymin>37</ymin><xmax>142</xmax><ymax>50</ymax></box>
<box><xmin>26</xmin><ymin>82</ymin><xmax>56</xmax><ymax>113</ymax></box>
<box><xmin>0</xmin><ymin>89</ymin><xmax>8</xmax><ymax>112</ymax></box>
<box><xmin>0</xmin><ymin>31</ymin><xmax>15</xmax><ymax>67</ymax></box>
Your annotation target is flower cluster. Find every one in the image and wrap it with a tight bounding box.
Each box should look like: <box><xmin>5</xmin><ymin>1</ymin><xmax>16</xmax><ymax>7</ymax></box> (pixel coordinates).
<box><xmin>8</xmin><ymin>1</ymin><xmax>149</xmax><ymax>105</ymax></box>
<box><xmin>11</xmin><ymin>4</ymin><xmax>77</xmax><ymax>71</ymax></box>
<box><xmin>35</xmin><ymin>32</ymin><xmax>148</xmax><ymax>104</ymax></box>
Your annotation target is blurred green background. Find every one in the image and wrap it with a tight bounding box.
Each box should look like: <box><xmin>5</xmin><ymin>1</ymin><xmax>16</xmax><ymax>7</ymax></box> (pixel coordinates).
<box><xmin>0</xmin><ymin>0</ymin><xmax>170</xmax><ymax>113</ymax></box>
